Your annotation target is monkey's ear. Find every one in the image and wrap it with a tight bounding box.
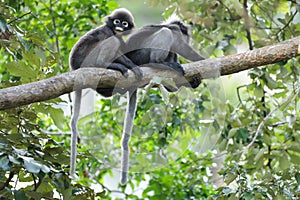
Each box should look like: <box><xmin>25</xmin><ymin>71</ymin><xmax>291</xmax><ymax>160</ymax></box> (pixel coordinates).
<box><xmin>104</xmin><ymin>16</ymin><xmax>111</xmax><ymax>23</ymax></box>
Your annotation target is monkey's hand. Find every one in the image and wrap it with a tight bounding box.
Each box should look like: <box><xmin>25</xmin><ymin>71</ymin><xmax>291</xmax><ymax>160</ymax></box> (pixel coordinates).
<box><xmin>132</xmin><ymin>67</ymin><xmax>143</xmax><ymax>81</ymax></box>
<box><xmin>161</xmin><ymin>62</ymin><xmax>185</xmax><ymax>76</ymax></box>
<box><xmin>188</xmin><ymin>76</ymin><xmax>202</xmax><ymax>88</ymax></box>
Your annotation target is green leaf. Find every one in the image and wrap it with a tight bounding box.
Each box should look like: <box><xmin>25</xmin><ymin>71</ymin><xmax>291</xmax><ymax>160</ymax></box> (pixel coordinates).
<box><xmin>0</xmin><ymin>156</ymin><xmax>10</xmax><ymax>170</ymax></box>
<box><xmin>224</xmin><ymin>172</ymin><xmax>237</xmax><ymax>185</ymax></box>
<box><xmin>222</xmin><ymin>187</ymin><xmax>232</xmax><ymax>195</ymax></box>
<box><xmin>22</xmin><ymin>157</ymin><xmax>41</xmax><ymax>174</ymax></box>
<box><xmin>295</xmin><ymin>173</ymin><xmax>300</xmax><ymax>185</ymax></box>
<box><xmin>254</xmin><ymin>86</ymin><xmax>264</xmax><ymax>98</ymax></box>
<box><xmin>6</xmin><ymin>61</ymin><xmax>38</xmax><ymax>81</ymax></box>
<box><xmin>279</xmin><ymin>153</ymin><xmax>290</xmax><ymax>170</ymax></box>
<box><xmin>14</xmin><ymin>190</ymin><xmax>28</xmax><ymax>200</ymax></box>
<box><xmin>159</xmin><ymin>84</ymin><xmax>169</xmax><ymax>104</ymax></box>
<box><xmin>228</xmin><ymin>128</ymin><xmax>238</xmax><ymax>138</ymax></box>
<box><xmin>9</xmin><ymin>155</ymin><xmax>21</xmax><ymax>164</ymax></box>
<box><xmin>0</xmin><ymin>18</ymin><xmax>7</xmax><ymax>32</ymax></box>
<box><xmin>47</xmin><ymin>107</ymin><xmax>65</xmax><ymax>130</ymax></box>
<box><xmin>163</xmin><ymin>5</ymin><xmax>176</xmax><ymax>18</ymax></box>
<box><xmin>23</xmin><ymin>50</ymin><xmax>41</xmax><ymax>68</ymax></box>
<box><xmin>278</xmin><ymin>1</ymin><xmax>289</xmax><ymax>14</ymax></box>
<box><xmin>106</xmin><ymin>1</ymin><xmax>118</xmax><ymax>10</ymax></box>
<box><xmin>236</xmin><ymin>128</ymin><xmax>249</xmax><ymax>143</ymax></box>
<box><xmin>289</xmin><ymin>154</ymin><xmax>300</xmax><ymax>165</ymax></box>
<box><xmin>254</xmin><ymin>149</ymin><xmax>265</xmax><ymax>162</ymax></box>
<box><xmin>40</xmin><ymin>164</ymin><xmax>51</xmax><ymax>174</ymax></box>
<box><xmin>265</xmin><ymin>75</ymin><xmax>278</xmax><ymax>89</ymax></box>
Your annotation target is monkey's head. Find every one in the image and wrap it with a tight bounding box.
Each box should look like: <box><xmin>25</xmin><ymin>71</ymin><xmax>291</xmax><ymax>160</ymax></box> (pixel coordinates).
<box><xmin>105</xmin><ymin>8</ymin><xmax>135</xmax><ymax>36</ymax></box>
<box><xmin>163</xmin><ymin>14</ymin><xmax>191</xmax><ymax>43</ymax></box>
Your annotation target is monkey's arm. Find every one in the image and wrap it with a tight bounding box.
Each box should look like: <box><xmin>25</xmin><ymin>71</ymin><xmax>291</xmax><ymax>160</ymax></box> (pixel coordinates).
<box><xmin>114</xmin><ymin>52</ymin><xmax>143</xmax><ymax>79</ymax></box>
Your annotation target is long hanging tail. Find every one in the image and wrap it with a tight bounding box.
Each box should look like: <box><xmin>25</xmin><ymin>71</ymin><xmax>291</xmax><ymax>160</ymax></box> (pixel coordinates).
<box><xmin>70</xmin><ymin>89</ymin><xmax>82</xmax><ymax>175</ymax></box>
<box><xmin>120</xmin><ymin>89</ymin><xmax>137</xmax><ymax>185</ymax></box>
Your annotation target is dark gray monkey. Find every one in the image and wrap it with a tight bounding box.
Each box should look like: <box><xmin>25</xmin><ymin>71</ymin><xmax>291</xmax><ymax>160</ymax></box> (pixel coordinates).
<box><xmin>69</xmin><ymin>8</ymin><xmax>142</xmax><ymax>176</ymax></box>
<box><xmin>119</xmin><ymin>15</ymin><xmax>205</xmax><ymax>184</ymax></box>
<box><xmin>125</xmin><ymin>15</ymin><xmax>204</xmax><ymax>88</ymax></box>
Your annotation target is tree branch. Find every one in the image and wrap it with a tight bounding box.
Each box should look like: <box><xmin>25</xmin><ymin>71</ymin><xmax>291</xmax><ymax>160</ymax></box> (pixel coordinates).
<box><xmin>0</xmin><ymin>36</ymin><xmax>299</xmax><ymax>110</ymax></box>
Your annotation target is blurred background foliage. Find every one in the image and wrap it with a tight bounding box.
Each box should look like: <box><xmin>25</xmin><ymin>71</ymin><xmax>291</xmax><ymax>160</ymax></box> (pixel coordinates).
<box><xmin>0</xmin><ymin>0</ymin><xmax>299</xmax><ymax>199</ymax></box>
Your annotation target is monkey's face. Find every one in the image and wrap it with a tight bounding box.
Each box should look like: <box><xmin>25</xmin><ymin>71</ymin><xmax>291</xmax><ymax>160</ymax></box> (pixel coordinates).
<box><xmin>105</xmin><ymin>8</ymin><xmax>135</xmax><ymax>36</ymax></box>
<box><xmin>112</xmin><ymin>18</ymin><xmax>132</xmax><ymax>35</ymax></box>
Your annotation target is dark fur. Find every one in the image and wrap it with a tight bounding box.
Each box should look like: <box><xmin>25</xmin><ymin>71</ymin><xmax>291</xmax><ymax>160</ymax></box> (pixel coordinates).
<box><xmin>125</xmin><ymin>20</ymin><xmax>204</xmax><ymax>89</ymax></box>
<box><xmin>69</xmin><ymin>8</ymin><xmax>141</xmax><ymax>177</ymax></box>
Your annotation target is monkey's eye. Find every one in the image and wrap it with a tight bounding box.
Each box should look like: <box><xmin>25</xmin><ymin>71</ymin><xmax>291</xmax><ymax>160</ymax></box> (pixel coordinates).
<box><xmin>122</xmin><ymin>21</ymin><xmax>128</xmax><ymax>28</ymax></box>
<box><xmin>113</xmin><ymin>19</ymin><xmax>120</xmax><ymax>24</ymax></box>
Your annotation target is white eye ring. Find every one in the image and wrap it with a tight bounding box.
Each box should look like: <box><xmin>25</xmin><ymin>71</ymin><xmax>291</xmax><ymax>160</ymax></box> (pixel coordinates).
<box><xmin>122</xmin><ymin>21</ymin><xmax>128</xmax><ymax>27</ymax></box>
<box><xmin>113</xmin><ymin>19</ymin><xmax>120</xmax><ymax>24</ymax></box>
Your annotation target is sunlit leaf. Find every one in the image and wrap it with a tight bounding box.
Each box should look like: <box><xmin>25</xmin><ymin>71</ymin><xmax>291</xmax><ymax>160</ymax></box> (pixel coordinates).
<box><xmin>6</xmin><ymin>61</ymin><xmax>38</xmax><ymax>81</ymax></box>
<box><xmin>279</xmin><ymin>153</ymin><xmax>290</xmax><ymax>170</ymax></box>
<box><xmin>23</xmin><ymin>159</ymin><xmax>41</xmax><ymax>174</ymax></box>
<box><xmin>278</xmin><ymin>1</ymin><xmax>289</xmax><ymax>14</ymax></box>
<box><xmin>47</xmin><ymin>107</ymin><xmax>65</xmax><ymax>130</ymax></box>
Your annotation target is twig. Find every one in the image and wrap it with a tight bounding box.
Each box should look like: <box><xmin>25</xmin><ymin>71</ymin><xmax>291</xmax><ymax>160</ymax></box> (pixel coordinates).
<box><xmin>243</xmin><ymin>86</ymin><xmax>300</xmax><ymax>152</ymax></box>
<box><xmin>243</xmin><ymin>0</ymin><xmax>253</xmax><ymax>50</ymax></box>
<box><xmin>49</xmin><ymin>0</ymin><xmax>64</xmax><ymax>69</ymax></box>
<box><xmin>0</xmin><ymin>171</ymin><xmax>14</xmax><ymax>190</ymax></box>
<box><xmin>217</xmin><ymin>0</ymin><xmax>242</xmax><ymax>21</ymax></box>
<box><xmin>236</xmin><ymin>85</ymin><xmax>248</xmax><ymax>106</ymax></box>
<box><xmin>8</xmin><ymin>11</ymin><xmax>32</xmax><ymax>24</ymax></box>
<box><xmin>276</xmin><ymin>11</ymin><xmax>298</xmax><ymax>37</ymax></box>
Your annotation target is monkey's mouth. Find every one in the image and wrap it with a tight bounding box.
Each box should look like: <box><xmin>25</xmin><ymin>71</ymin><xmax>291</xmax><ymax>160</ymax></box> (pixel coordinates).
<box><xmin>115</xmin><ymin>27</ymin><xmax>124</xmax><ymax>34</ymax></box>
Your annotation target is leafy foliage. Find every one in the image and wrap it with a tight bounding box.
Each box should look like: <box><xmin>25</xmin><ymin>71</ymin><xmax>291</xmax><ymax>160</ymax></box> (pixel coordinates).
<box><xmin>147</xmin><ymin>0</ymin><xmax>300</xmax><ymax>199</ymax></box>
<box><xmin>0</xmin><ymin>0</ymin><xmax>299</xmax><ymax>199</ymax></box>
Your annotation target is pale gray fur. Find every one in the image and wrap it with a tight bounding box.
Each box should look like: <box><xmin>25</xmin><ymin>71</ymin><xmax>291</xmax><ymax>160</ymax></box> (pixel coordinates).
<box><xmin>120</xmin><ymin>89</ymin><xmax>137</xmax><ymax>185</ymax></box>
<box><xmin>70</xmin><ymin>90</ymin><xmax>82</xmax><ymax>175</ymax></box>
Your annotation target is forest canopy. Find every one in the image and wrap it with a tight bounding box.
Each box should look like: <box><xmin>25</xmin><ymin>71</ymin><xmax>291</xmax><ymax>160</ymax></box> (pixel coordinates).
<box><xmin>0</xmin><ymin>0</ymin><xmax>299</xmax><ymax>199</ymax></box>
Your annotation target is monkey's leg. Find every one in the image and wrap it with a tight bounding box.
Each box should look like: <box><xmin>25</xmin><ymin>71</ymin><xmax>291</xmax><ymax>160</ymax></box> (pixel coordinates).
<box><xmin>145</xmin><ymin>27</ymin><xmax>173</xmax><ymax>62</ymax></box>
<box><xmin>120</xmin><ymin>89</ymin><xmax>137</xmax><ymax>185</ymax></box>
<box><xmin>70</xmin><ymin>89</ymin><xmax>82</xmax><ymax>175</ymax></box>
<box><xmin>142</xmin><ymin>28</ymin><xmax>185</xmax><ymax>74</ymax></box>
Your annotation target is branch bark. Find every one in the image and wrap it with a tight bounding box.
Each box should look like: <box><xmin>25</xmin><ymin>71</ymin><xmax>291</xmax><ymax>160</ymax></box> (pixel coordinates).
<box><xmin>0</xmin><ymin>36</ymin><xmax>299</xmax><ymax>110</ymax></box>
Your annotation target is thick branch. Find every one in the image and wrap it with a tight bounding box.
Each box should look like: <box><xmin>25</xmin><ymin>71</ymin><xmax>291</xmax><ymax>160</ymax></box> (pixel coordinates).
<box><xmin>0</xmin><ymin>36</ymin><xmax>299</xmax><ymax>110</ymax></box>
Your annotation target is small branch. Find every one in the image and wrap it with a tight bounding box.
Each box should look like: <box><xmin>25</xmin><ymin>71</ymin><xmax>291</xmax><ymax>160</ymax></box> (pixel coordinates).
<box><xmin>49</xmin><ymin>0</ymin><xmax>64</xmax><ymax>69</ymax></box>
<box><xmin>8</xmin><ymin>11</ymin><xmax>32</xmax><ymax>24</ymax></box>
<box><xmin>243</xmin><ymin>0</ymin><xmax>253</xmax><ymax>50</ymax></box>
<box><xmin>0</xmin><ymin>171</ymin><xmax>15</xmax><ymax>190</ymax></box>
<box><xmin>217</xmin><ymin>0</ymin><xmax>242</xmax><ymax>21</ymax></box>
<box><xmin>243</xmin><ymin>86</ymin><xmax>300</xmax><ymax>152</ymax></box>
<box><xmin>0</xmin><ymin>36</ymin><xmax>299</xmax><ymax>110</ymax></box>
<box><xmin>237</xmin><ymin>85</ymin><xmax>248</xmax><ymax>106</ymax></box>
<box><xmin>32</xmin><ymin>174</ymin><xmax>37</xmax><ymax>191</ymax></box>
<box><xmin>276</xmin><ymin>11</ymin><xmax>298</xmax><ymax>37</ymax></box>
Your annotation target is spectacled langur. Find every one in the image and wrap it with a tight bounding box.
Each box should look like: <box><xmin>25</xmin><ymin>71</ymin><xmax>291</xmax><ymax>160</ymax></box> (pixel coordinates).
<box><xmin>69</xmin><ymin>8</ymin><xmax>142</xmax><ymax>176</ymax></box>
<box><xmin>119</xmin><ymin>15</ymin><xmax>205</xmax><ymax>184</ymax></box>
